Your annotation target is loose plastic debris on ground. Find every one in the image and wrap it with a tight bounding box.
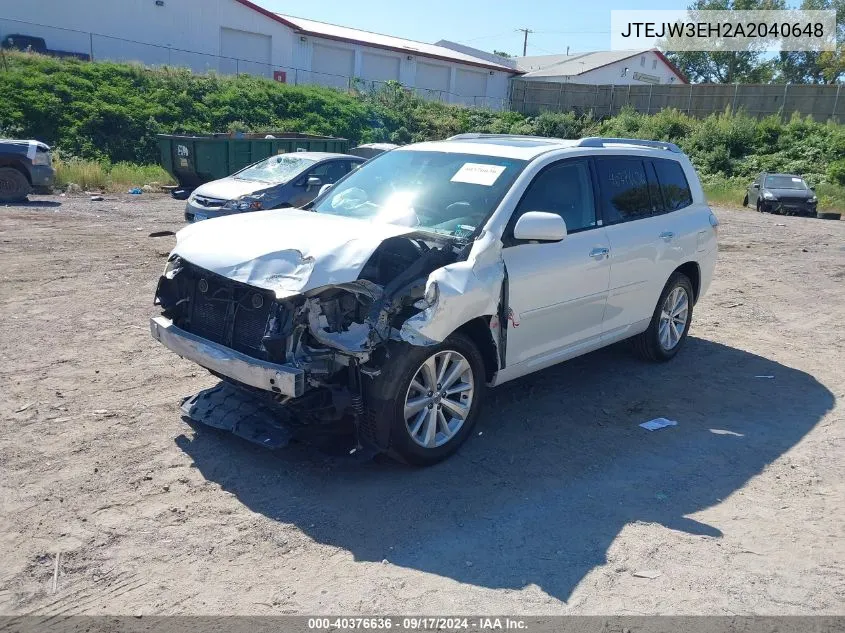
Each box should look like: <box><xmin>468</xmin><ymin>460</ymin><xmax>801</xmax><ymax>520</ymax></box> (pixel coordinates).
<box><xmin>639</xmin><ymin>418</ymin><xmax>678</xmax><ymax>431</ymax></box>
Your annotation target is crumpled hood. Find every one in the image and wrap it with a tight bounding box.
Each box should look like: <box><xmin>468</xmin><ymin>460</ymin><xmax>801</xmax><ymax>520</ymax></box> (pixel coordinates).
<box><xmin>192</xmin><ymin>177</ymin><xmax>271</xmax><ymax>201</ymax></box>
<box><xmin>173</xmin><ymin>209</ymin><xmax>416</xmax><ymax>298</ymax></box>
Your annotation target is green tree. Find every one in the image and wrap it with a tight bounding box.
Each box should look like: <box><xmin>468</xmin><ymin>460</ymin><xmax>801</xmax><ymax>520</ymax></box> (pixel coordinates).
<box><xmin>664</xmin><ymin>0</ymin><xmax>786</xmax><ymax>83</ymax></box>
<box><xmin>778</xmin><ymin>0</ymin><xmax>845</xmax><ymax>83</ymax></box>
<box><xmin>492</xmin><ymin>50</ymin><xmax>512</xmax><ymax>58</ymax></box>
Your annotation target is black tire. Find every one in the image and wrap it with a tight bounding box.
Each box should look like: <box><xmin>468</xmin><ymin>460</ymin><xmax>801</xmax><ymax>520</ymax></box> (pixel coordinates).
<box><xmin>742</xmin><ymin>194</ymin><xmax>748</xmax><ymax>207</ymax></box>
<box><xmin>365</xmin><ymin>332</ymin><xmax>486</xmax><ymax>466</ymax></box>
<box><xmin>0</xmin><ymin>167</ymin><xmax>31</xmax><ymax>202</ymax></box>
<box><xmin>817</xmin><ymin>211</ymin><xmax>842</xmax><ymax>220</ymax></box>
<box><xmin>756</xmin><ymin>199</ymin><xmax>763</xmax><ymax>213</ymax></box>
<box><xmin>631</xmin><ymin>273</ymin><xmax>694</xmax><ymax>362</ymax></box>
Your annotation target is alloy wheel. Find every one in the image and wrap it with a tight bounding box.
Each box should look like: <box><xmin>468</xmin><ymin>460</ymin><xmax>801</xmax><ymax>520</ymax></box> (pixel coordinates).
<box><xmin>658</xmin><ymin>286</ymin><xmax>690</xmax><ymax>351</ymax></box>
<box><xmin>403</xmin><ymin>350</ymin><xmax>475</xmax><ymax>448</ymax></box>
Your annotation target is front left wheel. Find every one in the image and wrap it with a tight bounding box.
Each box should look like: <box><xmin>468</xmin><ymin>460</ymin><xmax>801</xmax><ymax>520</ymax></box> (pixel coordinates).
<box><xmin>365</xmin><ymin>333</ymin><xmax>486</xmax><ymax>466</ymax></box>
<box><xmin>0</xmin><ymin>167</ymin><xmax>31</xmax><ymax>202</ymax></box>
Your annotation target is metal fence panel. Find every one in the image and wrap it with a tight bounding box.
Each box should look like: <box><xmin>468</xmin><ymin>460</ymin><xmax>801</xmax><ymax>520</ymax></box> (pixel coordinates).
<box><xmin>512</xmin><ymin>79</ymin><xmax>845</xmax><ymax>122</ymax></box>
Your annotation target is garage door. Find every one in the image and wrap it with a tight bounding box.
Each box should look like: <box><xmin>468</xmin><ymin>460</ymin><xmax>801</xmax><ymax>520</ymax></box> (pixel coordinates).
<box><xmin>415</xmin><ymin>62</ymin><xmax>450</xmax><ymax>98</ymax></box>
<box><xmin>220</xmin><ymin>27</ymin><xmax>271</xmax><ymax>77</ymax></box>
<box><xmin>455</xmin><ymin>68</ymin><xmax>487</xmax><ymax>105</ymax></box>
<box><xmin>312</xmin><ymin>43</ymin><xmax>354</xmax><ymax>89</ymax></box>
<box><xmin>361</xmin><ymin>52</ymin><xmax>400</xmax><ymax>86</ymax></box>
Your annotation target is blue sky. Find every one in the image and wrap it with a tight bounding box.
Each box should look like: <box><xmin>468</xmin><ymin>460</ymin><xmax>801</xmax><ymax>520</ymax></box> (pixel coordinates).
<box><xmin>259</xmin><ymin>0</ymin><xmax>692</xmax><ymax>57</ymax></box>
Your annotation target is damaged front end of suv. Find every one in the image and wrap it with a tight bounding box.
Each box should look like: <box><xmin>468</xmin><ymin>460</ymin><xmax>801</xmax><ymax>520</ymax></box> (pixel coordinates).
<box><xmin>152</xmin><ymin>146</ymin><xmax>524</xmax><ymax>463</ymax></box>
<box><xmin>151</xmin><ymin>210</ymin><xmax>506</xmax><ymax>456</ymax></box>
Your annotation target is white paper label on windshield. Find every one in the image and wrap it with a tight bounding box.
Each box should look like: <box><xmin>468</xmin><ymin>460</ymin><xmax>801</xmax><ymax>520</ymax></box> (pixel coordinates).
<box><xmin>792</xmin><ymin>177</ymin><xmax>802</xmax><ymax>182</ymax></box>
<box><xmin>451</xmin><ymin>163</ymin><xmax>506</xmax><ymax>186</ymax></box>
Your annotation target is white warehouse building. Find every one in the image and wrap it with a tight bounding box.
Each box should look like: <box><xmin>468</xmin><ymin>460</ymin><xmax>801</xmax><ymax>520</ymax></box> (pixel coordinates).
<box><xmin>516</xmin><ymin>49</ymin><xmax>687</xmax><ymax>85</ymax></box>
<box><xmin>0</xmin><ymin>0</ymin><xmax>517</xmax><ymax>109</ymax></box>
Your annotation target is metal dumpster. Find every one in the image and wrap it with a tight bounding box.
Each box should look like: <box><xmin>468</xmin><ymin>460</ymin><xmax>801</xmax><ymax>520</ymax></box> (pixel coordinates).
<box><xmin>158</xmin><ymin>133</ymin><xmax>350</xmax><ymax>189</ymax></box>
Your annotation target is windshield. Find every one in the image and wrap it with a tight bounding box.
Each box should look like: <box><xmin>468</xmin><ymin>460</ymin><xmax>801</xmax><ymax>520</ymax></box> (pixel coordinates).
<box><xmin>310</xmin><ymin>150</ymin><xmax>527</xmax><ymax>237</ymax></box>
<box><xmin>765</xmin><ymin>175</ymin><xmax>808</xmax><ymax>190</ymax></box>
<box><xmin>235</xmin><ymin>155</ymin><xmax>316</xmax><ymax>184</ymax></box>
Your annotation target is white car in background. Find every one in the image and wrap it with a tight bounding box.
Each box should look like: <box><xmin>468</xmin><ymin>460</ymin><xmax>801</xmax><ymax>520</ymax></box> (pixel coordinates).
<box><xmin>151</xmin><ymin>134</ymin><xmax>718</xmax><ymax>465</ymax></box>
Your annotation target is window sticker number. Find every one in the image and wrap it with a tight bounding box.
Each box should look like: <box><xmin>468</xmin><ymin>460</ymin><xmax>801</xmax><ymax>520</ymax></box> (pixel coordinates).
<box><xmin>451</xmin><ymin>163</ymin><xmax>506</xmax><ymax>186</ymax></box>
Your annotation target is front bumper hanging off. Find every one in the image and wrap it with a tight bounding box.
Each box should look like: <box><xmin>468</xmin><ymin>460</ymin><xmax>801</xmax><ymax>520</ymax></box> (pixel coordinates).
<box><xmin>150</xmin><ymin>316</ymin><xmax>305</xmax><ymax>397</ymax></box>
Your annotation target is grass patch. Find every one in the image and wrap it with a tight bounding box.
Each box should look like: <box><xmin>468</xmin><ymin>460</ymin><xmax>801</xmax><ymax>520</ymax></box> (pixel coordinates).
<box><xmin>702</xmin><ymin>177</ymin><xmax>747</xmax><ymax>208</ymax></box>
<box><xmin>811</xmin><ymin>182</ymin><xmax>845</xmax><ymax>211</ymax></box>
<box><xmin>54</xmin><ymin>157</ymin><xmax>174</xmax><ymax>192</ymax></box>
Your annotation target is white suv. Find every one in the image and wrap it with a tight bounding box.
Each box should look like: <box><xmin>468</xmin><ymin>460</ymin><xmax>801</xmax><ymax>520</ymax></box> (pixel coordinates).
<box><xmin>151</xmin><ymin>135</ymin><xmax>718</xmax><ymax>465</ymax></box>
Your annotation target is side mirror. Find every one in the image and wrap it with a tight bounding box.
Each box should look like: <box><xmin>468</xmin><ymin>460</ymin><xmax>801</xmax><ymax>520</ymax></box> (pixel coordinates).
<box><xmin>318</xmin><ymin>183</ymin><xmax>333</xmax><ymax>197</ymax></box>
<box><xmin>752</xmin><ymin>183</ymin><xmax>760</xmax><ymax>189</ymax></box>
<box><xmin>306</xmin><ymin>176</ymin><xmax>322</xmax><ymax>189</ymax></box>
<box><xmin>513</xmin><ymin>212</ymin><xmax>567</xmax><ymax>242</ymax></box>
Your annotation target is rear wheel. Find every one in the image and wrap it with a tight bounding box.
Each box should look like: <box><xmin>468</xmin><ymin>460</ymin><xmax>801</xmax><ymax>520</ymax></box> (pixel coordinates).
<box><xmin>742</xmin><ymin>193</ymin><xmax>748</xmax><ymax>207</ymax></box>
<box><xmin>631</xmin><ymin>273</ymin><xmax>694</xmax><ymax>362</ymax></box>
<box><xmin>0</xmin><ymin>167</ymin><xmax>31</xmax><ymax>202</ymax></box>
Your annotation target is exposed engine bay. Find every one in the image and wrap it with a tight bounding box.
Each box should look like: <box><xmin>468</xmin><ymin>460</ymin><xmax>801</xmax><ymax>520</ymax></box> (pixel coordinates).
<box><xmin>153</xmin><ymin>228</ymin><xmax>506</xmax><ymax>450</ymax></box>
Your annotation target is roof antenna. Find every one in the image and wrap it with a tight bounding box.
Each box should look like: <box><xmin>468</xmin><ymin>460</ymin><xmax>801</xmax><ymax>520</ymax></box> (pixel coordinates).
<box><xmin>566</xmin><ymin>46</ymin><xmax>570</xmax><ymax>56</ymax></box>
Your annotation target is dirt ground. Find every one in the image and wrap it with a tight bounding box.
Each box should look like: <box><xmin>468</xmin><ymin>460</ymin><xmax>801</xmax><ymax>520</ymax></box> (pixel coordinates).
<box><xmin>0</xmin><ymin>194</ymin><xmax>843</xmax><ymax>616</ymax></box>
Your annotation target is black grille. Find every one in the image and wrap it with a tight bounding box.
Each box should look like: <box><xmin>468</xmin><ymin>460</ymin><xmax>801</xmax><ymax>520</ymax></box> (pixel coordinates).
<box><xmin>232</xmin><ymin>302</ymin><xmax>272</xmax><ymax>355</ymax></box>
<box><xmin>178</xmin><ymin>264</ymin><xmax>275</xmax><ymax>360</ymax></box>
<box><xmin>779</xmin><ymin>196</ymin><xmax>809</xmax><ymax>205</ymax></box>
<box><xmin>193</xmin><ymin>196</ymin><xmax>226</xmax><ymax>208</ymax></box>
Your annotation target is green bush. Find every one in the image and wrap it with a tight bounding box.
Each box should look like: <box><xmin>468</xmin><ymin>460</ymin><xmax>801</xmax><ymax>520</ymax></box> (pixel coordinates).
<box><xmin>826</xmin><ymin>159</ymin><xmax>845</xmax><ymax>186</ymax></box>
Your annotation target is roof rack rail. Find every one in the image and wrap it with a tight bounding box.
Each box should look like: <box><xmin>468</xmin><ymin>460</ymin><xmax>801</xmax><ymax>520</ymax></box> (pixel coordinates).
<box><xmin>446</xmin><ymin>133</ymin><xmax>565</xmax><ymax>141</ymax></box>
<box><xmin>576</xmin><ymin>137</ymin><xmax>682</xmax><ymax>153</ymax></box>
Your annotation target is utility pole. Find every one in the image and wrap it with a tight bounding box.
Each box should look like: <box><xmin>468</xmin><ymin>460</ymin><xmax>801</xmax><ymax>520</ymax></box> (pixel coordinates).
<box><xmin>516</xmin><ymin>28</ymin><xmax>533</xmax><ymax>56</ymax></box>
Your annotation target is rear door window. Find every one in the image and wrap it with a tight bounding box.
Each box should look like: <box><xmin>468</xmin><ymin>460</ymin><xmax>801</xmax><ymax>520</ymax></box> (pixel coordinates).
<box><xmin>652</xmin><ymin>159</ymin><xmax>693</xmax><ymax>211</ymax></box>
<box><xmin>312</xmin><ymin>160</ymin><xmax>351</xmax><ymax>185</ymax></box>
<box><xmin>595</xmin><ymin>158</ymin><xmax>652</xmax><ymax>224</ymax></box>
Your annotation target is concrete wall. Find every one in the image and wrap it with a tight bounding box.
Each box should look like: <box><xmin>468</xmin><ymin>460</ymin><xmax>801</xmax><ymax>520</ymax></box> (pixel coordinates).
<box><xmin>0</xmin><ymin>0</ymin><xmax>295</xmax><ymax>75</ymax></box>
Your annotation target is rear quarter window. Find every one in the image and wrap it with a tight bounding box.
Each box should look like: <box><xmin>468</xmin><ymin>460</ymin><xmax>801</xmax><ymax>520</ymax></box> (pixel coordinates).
<box><xmin>653</xmin><ymin>159</ymin><xmax>693</xmax><ymax>211</ymax></box>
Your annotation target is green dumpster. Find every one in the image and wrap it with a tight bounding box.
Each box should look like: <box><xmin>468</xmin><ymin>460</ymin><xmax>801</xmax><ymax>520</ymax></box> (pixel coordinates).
<box><xmin>158</xmin><ymin>132</ymin><xmax>350</xmax><ymax>189</ymax></box>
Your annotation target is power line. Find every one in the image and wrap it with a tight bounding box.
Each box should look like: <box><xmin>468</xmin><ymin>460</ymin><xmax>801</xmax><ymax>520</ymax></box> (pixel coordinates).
<box><xmin>515</xmin><ymin>28</ymin><xmax>534</xmax><ymax>57</ymax></box>
<box><xmin>463</xmin><ymin>31</ymin><xmax>513</xmax><ymax>43</ymax></box>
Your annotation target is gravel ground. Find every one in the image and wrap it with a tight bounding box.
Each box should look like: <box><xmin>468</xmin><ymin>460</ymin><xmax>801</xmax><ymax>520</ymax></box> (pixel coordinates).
<box><xmin>0</xmin><ymin>194</ymin><xmax>843</xmax><ymax>615</ymax></box>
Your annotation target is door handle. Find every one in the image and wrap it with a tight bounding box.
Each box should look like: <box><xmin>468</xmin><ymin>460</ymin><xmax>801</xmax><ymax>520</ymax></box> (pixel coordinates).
<box><xmin>659</xmin><ymin>231</ymin><xmax>676</xmax><ymax>241</ymax></box>
<box><xmin>589</xmin><ymin>247</ymin><xmax>610</xmax><ymax>259</ymax></box>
